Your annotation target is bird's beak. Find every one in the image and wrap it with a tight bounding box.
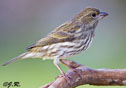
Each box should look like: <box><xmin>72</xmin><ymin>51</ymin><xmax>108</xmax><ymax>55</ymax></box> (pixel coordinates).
<box><xmin>99</xmin><ymin>12</ymin><xmax>108</xmax><ymax>20</ymax></box>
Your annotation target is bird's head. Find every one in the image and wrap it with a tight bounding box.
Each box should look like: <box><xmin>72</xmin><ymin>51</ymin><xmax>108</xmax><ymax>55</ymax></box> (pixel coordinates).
<box><xmin>73</xmin><ymin>7</ymin><xmax>108</xmax><ymax>26</ymax></box>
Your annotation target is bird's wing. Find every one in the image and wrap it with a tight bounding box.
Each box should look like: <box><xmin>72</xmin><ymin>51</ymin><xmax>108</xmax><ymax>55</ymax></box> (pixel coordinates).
<box><xmin>26</xmin><ymin>22</ymin><xmax>76</xmax><ymax>50</ymax></box>
<box><xmin>26</xmin><ymin>31</ymin><xmax>74</xmax><ymax>50</ymax></box>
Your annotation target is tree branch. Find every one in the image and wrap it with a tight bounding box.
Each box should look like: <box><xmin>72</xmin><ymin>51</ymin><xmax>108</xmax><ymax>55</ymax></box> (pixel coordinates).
<box><xmin>41</xmin><ymin>59</ymin><xmax>126</xmax><ymax>88</ymax></box>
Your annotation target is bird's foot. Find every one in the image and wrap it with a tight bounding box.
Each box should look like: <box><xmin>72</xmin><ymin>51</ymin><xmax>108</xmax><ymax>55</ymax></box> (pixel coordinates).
<box><xmin>62</xmin><ymin>72</ymin><xmax>71</xmax><ymax>87</ymax></box>
<box><xmin>56</xmin><ymin>73</ymin><xmax>71</xmax><ymax>87</ymax></box>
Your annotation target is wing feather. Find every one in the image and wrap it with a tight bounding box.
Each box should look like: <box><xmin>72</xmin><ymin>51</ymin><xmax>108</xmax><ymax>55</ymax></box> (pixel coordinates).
<box><xmin>26</xmin><ymin>31</ymin><xmax>74</xmax><ymax>51</ymax></box>
<box><xmin>26</xmin><ymin>21</ymin><xmax>80</xmax><ymax>51</ymax></box>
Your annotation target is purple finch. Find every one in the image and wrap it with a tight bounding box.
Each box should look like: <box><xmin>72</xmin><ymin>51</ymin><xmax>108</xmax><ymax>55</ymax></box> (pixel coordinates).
<box><xmin>2</xmin><ymin>7</ymin><xmax>108</xmax><ymax>82</ymax></box>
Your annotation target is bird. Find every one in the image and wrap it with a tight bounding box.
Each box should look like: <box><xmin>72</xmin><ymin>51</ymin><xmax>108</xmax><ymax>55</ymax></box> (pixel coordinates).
<box><xmin>2</xmin><ymin>7</ymin><xmax>108</xmax><ymax>82</ymax></box>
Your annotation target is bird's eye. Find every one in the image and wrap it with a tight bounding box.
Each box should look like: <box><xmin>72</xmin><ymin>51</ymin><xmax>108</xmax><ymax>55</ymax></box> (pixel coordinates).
<box><xmin>92</xmin><ymin>13</ymin><xmax>96</xmax><ymax>17</ymax></box>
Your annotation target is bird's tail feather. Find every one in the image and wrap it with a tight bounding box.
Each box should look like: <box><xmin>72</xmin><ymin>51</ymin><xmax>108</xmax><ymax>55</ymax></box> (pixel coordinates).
<box><xmin>2</xmin><ymin>52</ymin><xmax>28</xmax><ymax>66</ymax></box>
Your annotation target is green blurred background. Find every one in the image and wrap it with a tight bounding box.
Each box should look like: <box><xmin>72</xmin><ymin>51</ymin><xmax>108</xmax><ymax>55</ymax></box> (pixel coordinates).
<box><xmin>0</xmin><ymin>0</ymin><xmax>126</xmax><ymax>88</ymax></box>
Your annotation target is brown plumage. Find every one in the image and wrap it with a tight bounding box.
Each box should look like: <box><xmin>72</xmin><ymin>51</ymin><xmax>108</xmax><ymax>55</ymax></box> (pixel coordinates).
<box><xmin>2</xmin><ymin>7</ymin><xmax>108</xmax><ymax>82</ymax></box>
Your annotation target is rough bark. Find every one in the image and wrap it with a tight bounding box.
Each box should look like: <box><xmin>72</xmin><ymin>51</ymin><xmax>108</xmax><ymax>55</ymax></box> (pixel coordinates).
<box><xmin>41</xmin><ymin>59</ymin><xmax>126</xmax><ymax>88</ymax></box>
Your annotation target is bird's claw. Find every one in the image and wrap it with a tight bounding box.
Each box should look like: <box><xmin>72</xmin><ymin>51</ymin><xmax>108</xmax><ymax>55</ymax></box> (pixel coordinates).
<box><xmin>56</xmin><ymin>73</ymin><xmax>71</xmax><ymax>87</ymax></box>
<box><xmin>62</xmin><ymin>73</ymin><xmax>71</xmax><ymax>87</ymax></box>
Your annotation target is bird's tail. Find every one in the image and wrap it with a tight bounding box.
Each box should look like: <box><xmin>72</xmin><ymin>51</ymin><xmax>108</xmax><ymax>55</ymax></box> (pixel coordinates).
<box><xmin>2</xmin><ymin>52</ymin><xmax>28</xmax><ymax>66</ymax></box>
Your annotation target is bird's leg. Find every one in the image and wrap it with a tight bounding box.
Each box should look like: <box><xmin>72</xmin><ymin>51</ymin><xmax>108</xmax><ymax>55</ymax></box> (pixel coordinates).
<box><xmin>60</xmin><ymin>59</ymin><xmax>82</xmax><ymax>79</ymax></box>
<box><xmin>53</xmin><ymin>58</ymin><xmax>70</xmax><ymax>84</ymax></box>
